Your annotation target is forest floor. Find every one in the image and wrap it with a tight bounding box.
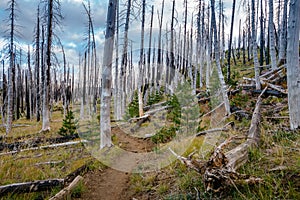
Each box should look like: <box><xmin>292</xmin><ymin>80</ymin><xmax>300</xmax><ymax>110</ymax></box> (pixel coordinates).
<box><xmin>0</xmin><ymin>61</ymin><xmax>300</xmax><ymax>199</ymax></box>
<box><xmin>77</xmin><ymin>127</ymin><xmax>154</xmax><ymax>200</ymax></box>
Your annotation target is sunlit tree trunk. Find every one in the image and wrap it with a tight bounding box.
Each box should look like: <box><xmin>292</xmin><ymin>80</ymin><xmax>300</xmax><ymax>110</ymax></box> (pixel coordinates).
<box><xmin>6</xmin><ymin>0</ymin><xmax>16</xmax><ymax>135</ymax></box>
<box><xmin>147</xmin><ymin>5</ymin><xmax>154</xmax><ymax>92</ymax></box>
<box><xmin>182</xmin><ymin>0</ymin><xmax>188</xmax><ymax>76</ymax></box>
<box><xmin>157</xmin><ymin>0</ymin><xmax>164</xmax><ymax>88</ymax></box>
<box><xmin>196</xmin><ymin>0</ymin><xmax>201</xmax><ymax>91</ymax></box>
<box><xmin>120</xmin><ymin>0</ymin><xmax>131</xmax><ymax>116</ymax></box>
<box><xmin>286</xmin><ymin>0</ymin><xmax>300</xmax><ymax>130</ymax></box>
<box><xmin>100</xmin><ymin>0</ymin><xmax>117</xmax><ymax>149</ymax></box>
<box><xmin>138</xmin><ymin>0</ymin><xmax>146</xmax><ymax>117</ymax></box>
<box><xmin>35</xmin><ymin>6</ymin><xmax>41</xmax><ymax>122</ymax></box>
<box><xmin>251</xmin><ymin>0</ymin><xmax>261</xmax><ymax>90</ymax></box>
<box><xmin>42</xmin><ymin>0</ymin><xmax>54</xmax><ymax>131</ymax></box>
<box><xmin>278</xmin><ymin>0</ymin><xmax>288</xmax><ymax>65</ymax></box>
<box><xmin>114</xmin><ymin>0</ymin><xmax>120</xmax><ymax>120</ymax></box>
<box><xmin>206</xmin><ymin>3</ymin><xmax>212</xmax><ymax>92</ymax></box>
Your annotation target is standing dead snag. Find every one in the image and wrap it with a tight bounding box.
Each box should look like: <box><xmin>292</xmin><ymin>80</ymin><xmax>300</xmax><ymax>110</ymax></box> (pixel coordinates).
<box><xmin>100</xmin><ymin>0</ymin><xmax>117</xmax><ymax>149</ymax></box>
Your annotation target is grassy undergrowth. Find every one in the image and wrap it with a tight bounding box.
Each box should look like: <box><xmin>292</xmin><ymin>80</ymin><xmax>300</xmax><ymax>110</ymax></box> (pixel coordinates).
<box><xmin>0</xmin><ymin>105</ymin><xmax>103</xmax><ymax>199</ymax></box>
<box><xmin>127</xmin><ymin>95</ymin><xmax>300</xmax><ymax>199</ymax></box>
<box><xmin>127</xmin><ymin>57</ymin><xmax>299</xmax><ymax>199</ymax></box>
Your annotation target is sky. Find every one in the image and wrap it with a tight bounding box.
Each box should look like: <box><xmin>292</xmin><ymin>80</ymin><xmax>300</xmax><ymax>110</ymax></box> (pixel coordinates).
<box><xmin>0</xmin><ymin>0</ymin><xmax>107</xmax><ymax>66</ymax></box>
<box><xmin>0</xmin><ymin>0</ymin><xmax>245</xmax><ymax>69</ymax></box>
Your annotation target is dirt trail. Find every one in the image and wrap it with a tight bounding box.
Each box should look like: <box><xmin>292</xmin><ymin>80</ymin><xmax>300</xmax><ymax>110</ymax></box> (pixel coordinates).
<box><xmin>78</xmin><ymin>127</ymin><xmax>154</xmax><ymax>200</ymax></box>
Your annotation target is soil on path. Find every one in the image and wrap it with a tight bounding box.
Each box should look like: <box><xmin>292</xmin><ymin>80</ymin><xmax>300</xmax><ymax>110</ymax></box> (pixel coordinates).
<box><xmin>77</xmin><ymin>127</ymin><xmax>154</xmax><ymax>200</ymax></box>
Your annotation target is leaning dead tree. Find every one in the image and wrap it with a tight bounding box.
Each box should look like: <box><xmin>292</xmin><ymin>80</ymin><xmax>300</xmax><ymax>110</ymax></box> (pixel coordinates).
<box><xmin>171</xmin><ymin>88</ymin><xmax>267</xmax><ymax>192</ymax></box>
<box><xmin>203</xmin><ymin>88</ymin><xmax>267</xmax><ymax>192</ymax></box>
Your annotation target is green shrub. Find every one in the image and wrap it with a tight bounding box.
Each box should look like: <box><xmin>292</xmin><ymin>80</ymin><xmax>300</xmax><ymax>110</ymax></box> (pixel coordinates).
<box><xmin>166</xmin><ymin>94</ymin><xmax>181</xmax><ymax>126</ymax></box>
<box><xmin>148</xmin><ymin>89</ymin><xmax>164</xmax><ymax>106</ymax></box>
<box><xmin>151</xmin><ymin>126</ymin><xmax>177</xmax><ymax>144</ymax></box>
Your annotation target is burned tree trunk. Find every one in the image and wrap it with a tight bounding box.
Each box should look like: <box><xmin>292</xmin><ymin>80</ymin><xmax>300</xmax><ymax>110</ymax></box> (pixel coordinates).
<box><xmin>0</xmin><ymin>179</ymin><xmax>64</xmax><ymax>197</ymax></box>
<box><xmin>100</xmin><ymin>0</ymin><xmax>117</xmax><ymax>149</ymax></box>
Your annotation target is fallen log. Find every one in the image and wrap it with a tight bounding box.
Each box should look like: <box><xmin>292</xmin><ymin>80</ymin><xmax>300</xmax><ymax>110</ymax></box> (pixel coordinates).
<box><xmin>143</xmin><ymin>101</ymin><xmax>167</xmax><ymax>111</ymax></box>
<box><xmin>0</xmin><ymin>134</ymin><xmax>79</xmax><ymax>153</ymax></box>
<box><xmin>202</xmin><ymin>103</ymin><xmax>224</xmax><ymax>118</ymax></box>
<box><xmin>34</xmin><ymin>161</ymin><xmax>64</xmax><ymax>167</ymax></box>
<box><xmin>196</xmin><ymin>128</ymin><xmax>229</xmax><ymax>137</ymax></box>
<box><xmin>203</xmin><ymin>87</ymin><xmax>267</xmax><ymax>192</ymax></box>
<box><xmin>260</xmin><ymin>80</ymin><xmax>287</xmax><ymax>94</ymax></box>
<box><xmin>250</xmin><ymin>89</ymin><xmax>286</xmax><ymax>97</ymax></box>
<box><xmin>240</xmin><ymin>65</ymin><xmax>271</xmax><ymax>71</ymax></box>
<box><xmin>260</xmin><ymin>65</ymin><xmax>285</xmax><ymax>78</ymax></box>
<box><xmin>230</xmin><ymin>106</ymin><xmax>250</xmax><ymax>120</ymax></box>
<box><xmin>64</xmin><ymin>160</ymin><xmax>94</xmax><ymax>184</ymax></box>
<box><xmin>0</xmin><ymin>140</ymin><xmax>87</xmax><ymax>156</ymax></box>
<box><xmin>0</xmin><ymin>179</ymin><xmax>64</xmax><ymax>197</ymax></box>
<box><xmin>144</xmin><ymin>105</ymin><xmax>170</xmax><ymax>115</ymax></box>
<box><xmin>128</xmin><ymin>114</ymin><xmax>150</xmax><ymax>123</ymax></box>
<box><xmin>238</xmin><ymin>84</ymin><xmax>256</xmax><ymax>90</ymax></box>
<box><xmin>130</xmin><ymin>115</ymin><xmax>150</xmax><ymax>133</ymax></box>
<box><xmin>265</xmin><ymin>116</ymin><xmax>289</xmax><ymax>120</ymax></box>
<box><xmin>198</xmin><ymin>97</ymin><xmax>210</xmax><ymax>103</ymax></box>
<box><xmin>196</xmin><ymin>122</ymin><xmax>234</xmax><ymax>137</ymax></box>
<box><xmin>0</xmin><ymin>124</ymin><xmax>32</xmax><ymax>128</ymax></box>
<box><xmin>49</xmin><ymin>175</ymin><xmax>83</xmax><ymax>200</ymax></box>
<box><xmin>242</xmin><ymin>76</ymin><xmax>287</xmax><ymax>95</ymax></box>
<box><xmin>170</xmin><ymin>88</ymin><xmax>267</xmax><ymax>193</ymax></box>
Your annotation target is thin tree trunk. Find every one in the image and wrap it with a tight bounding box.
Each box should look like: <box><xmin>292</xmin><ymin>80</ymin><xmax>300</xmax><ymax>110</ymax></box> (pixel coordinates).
<box><xmin>242</xmin><ymin>29</ymin><xmax>246</xmax><ymax>64</ymax></box>
<box><xmin>211</xmin><ymin>0</ymin><xmax>231</xmax><ymax>115</ymax></box>
<box><xmin>206</xmin><ymin>4</ymin><xmax>212</xmax><ymax>92</ymax></box>
<box><xmin>182</xmin><ymin>0</ymin><xmax>188</xmax><ymax>76</ymax></box>
<box><xmin>35</xmin><ymin>6</ymin><xmax>41</xmax><ymax>122</ymax></box>
<box><xmin>157</xmin><ymin>0</ymin><xmax>164</xmax><ymax>87</ymax></box>
<box><xmin>259</xmin><ymin>0</ymin><xmax>264</xmax><ymax>66</ymax></box>
<box><xmin>6</xmin><ymin>0</ymin><xmax>16</xmax><ymax>135</ymax></box>
<box><xmin>138</xmin><ymin>0</ymin><xmax>146</xmax><ymax>118</ymax></box>
<box><xmin>237</xmin><ymin>19</ymin><xmax>241</xmax><ymax>59</ymax></box>
<box><xmin>251</xmin><ymin>0</ymin><xmax>261</xmax><ymax>90</ymax></box>
<box><xmin>169</xmin><ymin>0</ymin><xmax>175</xmax><ymax>89</ymax></box>
<box><xmin>27</xmin><ymin>46</ymin><xmax>33</xmax><ymax>120</ymax></box>
<box><xmin>278</xmin><ymin>0</ymin><xmax>288</xmax><ymax>65</ymax></box>
<box><xmin>113</xmin><ymin>0</ymin><xmax>120</xmax><ymax>120</ymax></box>
<box><xmin>42</xmin><ymin>0</ymin><xmax>54</xmax><ymax>131</ymax></box>
<box><xmin>269</xmin><ymin>0</ymin><xmax>277</xmax><ymax>70</ymax></box>
<box><xmin>147</xmin><ymin>5</ymin><xmax>154</xmax><ymax>87</ymax></box>
<box><xmin>227</xmin><ymin>0</ymin><xmax>236</xmax><ymax>82</ymax></box>
<box><xmin>120</xmin><ymin>0</ymin><xmax>132</xmax><ymax>116</ymax></box>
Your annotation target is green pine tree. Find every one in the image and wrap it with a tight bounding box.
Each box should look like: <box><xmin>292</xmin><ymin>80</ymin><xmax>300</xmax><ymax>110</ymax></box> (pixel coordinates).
<box><xmin>58</xmin><ymin>110</ymin><xmax>78</xmax><ymax>137</ymax></box>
